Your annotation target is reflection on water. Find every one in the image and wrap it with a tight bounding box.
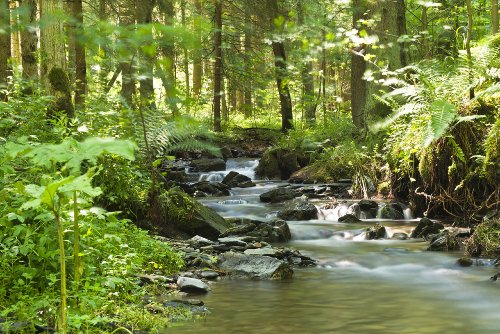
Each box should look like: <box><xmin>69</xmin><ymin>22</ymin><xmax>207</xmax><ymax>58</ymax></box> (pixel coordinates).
<box><xmin>169</xmin><ymin>163</ymin><xmax>500</xmax><ymax>334</ymax></box>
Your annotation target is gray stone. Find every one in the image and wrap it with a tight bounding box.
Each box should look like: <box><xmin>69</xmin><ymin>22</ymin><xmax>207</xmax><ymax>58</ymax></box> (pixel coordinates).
<box><xmin>427</xmin><ymin>231</ymin><xmax>460</xmax><ymax>251</ymax></box>
<box><xmin>366</xmin><ymin>223</ymin><xmax>386</xmax><ymax>240</ymax></box>
<box><xmin>410</xmin><ymin>218</ymin><xmax>445</xmax><ymax>239</ymax></box>
<box><xmin>191</xmin><ymin>158</ymin><xmax>226</xmax><ymax>172</ymax></box>
<box><xmin>199</xmin><ymin>270</ymin><xmax>220</xmax><ymax>280</ymax></box>
<box><xmin>358</xmin><ymin>199</ymin><xmax>379</xmax><ymax>211</ymax></box>
<box><xmin>391</xmin><ymin>232</ymin><xmax>409</xmax><ymax>240</ymax></box>
<box><xmin>218</xmin><ymin>252</ymin><xmax>293</xmax><ymax>280</ymax></box>
<box><xmin>189</xmin><ymin>235</ymin><xmax>214</xmax><ymax>246</ymax></box>
<box><xmin>346</xmin><ymin>203</ymin><xmax>361</xmax><ymax>218</ymax></box>
<box><xmin>238</xmin><ymin>180</ymin><xmax>256</xmax><ymax>188</ymax></box>
<box><xmin>277</xmin><ymin>199</ymin><xmax>318</xmax><ymax>220</ymax></box>
<box><xmin>338</xmin><ymin>214</ymin><xmax>362</xmax><ymax>223</ymax></box>
<box><xmin>244</xmin><ymin>247</ymin><xmax>279</xmax><ymax>256</ymax></box>
<box><xmin>222</xmin><ymin>171</ymin><xmax>252</xmax><ymax>187</ymax></box>
<box><xmin>379</xmin><ymin>205</ymin><xmax>404</xmax><ymax>220</ymax></box>
<box><xmin>218</xmin><ymin>237</ymin><xmax>248</xmax><ymax>247</ymax></box>
<box><xmin>136</xmin><ymin>274</ymin><xmax>171</xmax><ymax>285</ymax></box>
<box><xmin>176</xmin><ymin>276</ymin><xmax>210</xmax><ymax>293</ymax></box>
<box><xmin>260</xmin><ymin>188</ymin><xmax>299</xmax><ymax>203</ymax></box>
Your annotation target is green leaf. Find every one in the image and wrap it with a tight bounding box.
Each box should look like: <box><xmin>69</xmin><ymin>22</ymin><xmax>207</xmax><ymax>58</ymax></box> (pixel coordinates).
<box><xmin>423</xmin><ymin>100</ymin><xmax>458</xmax><ymax>147</ymax></box>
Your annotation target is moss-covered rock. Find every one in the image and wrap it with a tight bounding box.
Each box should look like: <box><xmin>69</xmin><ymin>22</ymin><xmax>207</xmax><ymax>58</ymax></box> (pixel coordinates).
<box><xmin>255</xmin><ymin>148</ymin><xmax>306</xmax><ymax>180</ymax></box>
<box><xmin>160</xmin><ymin>189</ymin><xmax>231</xmax><ymax>240</ymax></box>
<box><xmin>289</xmin><ymin>164</ymin><xmax>335</xmax><ymax>183</ymax></box>
<box><xmin>465</xmin><ymin>211</ymin><xmax>500</xmax><ymax>257</ymax></box>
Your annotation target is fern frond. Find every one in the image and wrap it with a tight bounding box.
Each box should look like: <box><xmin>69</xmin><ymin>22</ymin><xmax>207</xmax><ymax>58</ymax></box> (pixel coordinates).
<box><xmin>423</xmin><ymin>100</ymin><xmax>458</xmax><ymax>147</ymax></box>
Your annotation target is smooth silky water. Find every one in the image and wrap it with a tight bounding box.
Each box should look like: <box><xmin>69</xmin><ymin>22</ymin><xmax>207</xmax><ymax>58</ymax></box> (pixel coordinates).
<box><xmin>168</xmin><ymin>159</ymin><xmax>500</xmax><ymax>334</ymax></box>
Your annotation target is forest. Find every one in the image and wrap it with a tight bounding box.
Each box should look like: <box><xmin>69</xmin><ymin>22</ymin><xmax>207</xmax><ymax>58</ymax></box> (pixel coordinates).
<box><xmin>0</xmin><ymin>0</ymin><xmax>499</xmax><ymax>333</ymax></box>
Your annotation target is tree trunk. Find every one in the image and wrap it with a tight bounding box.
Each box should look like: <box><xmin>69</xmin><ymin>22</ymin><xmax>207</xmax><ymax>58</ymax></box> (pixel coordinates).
<box><xmin>118</xmin><ymin>0</ymin><xmax>136</xmax><ymax>105</ymax></box>
<box><xmin>243</xmin><ymin>8</ymin><xmax>252</xmax><ymax>118</ymax></box>
<box><xmin>0</xmin><ymin>0</ymin><xmax>11</xmax><ymax>101</ymax></box>
<box><xmin>181</xmin><ymin>0</ymin><xmax>190</xmax><ymax>105</ymax></box>
<box><xmin>466</xmin><ymin>0</ymin><xmax>474</xmax><ymax>99</ymax></box>
<box><xmin>297</xmin><ymin>0</ymin><xmax>315</xmax><ymax>124</ymax></box>
<box><xmin>351</xmin><ymin>0</ymin><xmax>368</xmax><ymax>130</ymax></box>
<box><xmin>493</xmin><ymin>0</ymin><xmax>499</xmax><ymax>34</ymax></box>
<box><xmin>421</xmin><ymin>5</ymin><xmax>429</xmax><ymax>58</ymax></box>
<box><xmin>213</xmin><ymin>0</ymin><xmax>222</xmax><ymax>132</ymax></box>
<box><xmin>41</xmin><ymin>0</ymin><xmax>73</xmax><ymax>118</ymax></box>
<box><xmin>19</xmin><ymin>0</ymin><xmax>38</xmax><ymax>80</ymax></box>
<box><xmin>159</xmin><ymin>0</ymin><xmax>179</xmax><ymax>116</ymax></box>
<box><xmin>73</xmin><ymin>0</ymin><xmax>87</xmax><ymax>107</ymax></box>
<box><xmin>192</xmin><ymin>0</ymin><xmax>203</xmax><ymax>96</ymax></box>
<box><xmin>267</xmin><ymin>0</ymin><xmax>293</xmax><ymax>132</ymax></box>
<box><xmin>137</xmin><ymin>0</ymin><xmax>155</xmax><ymax>108</ymax></box>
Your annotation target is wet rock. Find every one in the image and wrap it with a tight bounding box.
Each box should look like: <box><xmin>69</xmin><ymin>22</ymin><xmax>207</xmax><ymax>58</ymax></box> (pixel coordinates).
<box><xmin>410</xmin><ymin>218</ymin><xmax>445</xmax><ymax>239</ymax></box>
<box><xmin>191</xmin><ymin>158</ymin><xmax>226</xmax><ymax>172</ymax></box>
<box><xmin>427</xmin><ymin>231</ymin><xmax>461</xmax><ymax>251</ymax></box>
<box><xmin>199</xmin><ymin>270</ymin><xmax>220</xmax><ymax>280</ymax></box>
<box><xmin>136</xmin><ymin>274</ymin><xmax>171</xmax><ymax>285</ymax></box>
<box><xmin>457</xmin><ymin>257</ymin><xmax>473</xmax><ymax>267</ymax></box>
<box><xmin>222</xmin><ymin>221</ymin><xmax>257</xmax><ymax>236</ymax></box>
<box><xmin>218</xmin><ymin>237</ymin><xmax>248</xmax><ymax>247</ymax></box>
<box><xmin>218</xmin><ymin>252</ymin><xmax>293</xmax><ymax>280</ymax></box>
<box><xmin>244</xmin><ymin>247</ymin><xmax>279</xmax><ymax>257</ymax></box>
<box><xmin>189</xmin><ymin>235</ymin><xmax>214</xmax><ymax>247</ymax></box>
<box><xmin>164</xmin><ymin>170</ymin><xmax>188</xmax><ymax>183</ymax></box>
<box><xmin>161</xmin><ymin>189</ymin><xmax>231</xmax><ymax>240</ymax></box>
<box><xmin>277</xmin><ymin>199</ymin><xmax>318</xmax><ymax>221</ymax></box>
<box><xmin>256</xmin><ymin>148</ymin><xmax>306</xmax><ymax>180</ymax></box>
<box><xmin>490</xmin><ymin>273</ymin><xmax>500</xmax><ymax>281</ymax></box>
<box><xmin>176</xmin><ymin>276</ymin><xmax>210</xmax><ymax>293</ymax></box>
<box><xmin>379</xmin><ymin>204</ymin><xmax>404</xmax><ymax>220</ymax></box>
<box><xmin>366</xmin><ymin>223</ymin><xmax>386</xmax><ymax>240</ymax></box>
<box><xmin>194</xmin><ymin>181</ymin><xmax>231</xmax><ymax>197</ymax></box>
<box><xmin>238</xmin><ymin>180</ymin><xmax>256</xmax><ymax>188</ymax></box>
<box><xmin>358</xmin><ymin>199</ymin><xmax>378</xmax><ymax>211</ymax></box>
<box><xmin>346</xmin><ymin>203</ymin><xmax>361</xmax><ymax>218</ymax></box>
<box><xmin>222</xmin><ymin>171</ymin><xmax>253</xmax><ymax>187</ymax></box>
<box><xmin>260</xmin><ymin>188</ymin><xmax>299</xmax><ymax>203</ymax></box>
<box><xmin>391</xmin><ymin>232</ymin><xmax>409</xmax><ymax>240</ymax></box>
<box><xmin>338</xmin><ymin>214</ymin><xmax>362</xmax><ymax>224</ymax></box>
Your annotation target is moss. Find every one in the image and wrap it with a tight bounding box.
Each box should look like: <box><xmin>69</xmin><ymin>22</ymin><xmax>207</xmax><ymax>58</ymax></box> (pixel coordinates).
<box><xmin>47</xmin><ymin>67</ymin><xmax>74</xmax><ymax>119</ymax></box>
<box><xmin>483</xmin><ymin>118</ymin><xmax>500</xmax><ymax>183</ymax></box>
<box><xmin>465</xmin><ymin>214</ymin><xmax>500</xmax><ymax>257</ymax></box>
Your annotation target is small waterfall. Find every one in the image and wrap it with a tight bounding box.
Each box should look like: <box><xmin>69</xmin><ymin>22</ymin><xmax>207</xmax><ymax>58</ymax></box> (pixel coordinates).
<box><xmin>317</xmin><ymin>202</ymin><xmax>351</xmax><ymax>221</ymax></box>
<box><xmin>226</xmin><ymin>158</ymin><xmax>259</xmax><ymax>180</ymax></box>
<box><xmin>199</xmin><ymin>173</ymin><xmax>224</xmax><ymax>182</ymax></box>
<box><xmin>376</xmin><ymin>203</ymin><xmax>386</xmax><ymax>219</ymax></box>
<box><xmin>219</xmin><ymin>199</ymin><xmax>248</xmax><ymax>205</ymax></box>
<box><xmin>401</xmin><ymin>204</ymin><xmax>414</xmax><ymax>220</ymax></box>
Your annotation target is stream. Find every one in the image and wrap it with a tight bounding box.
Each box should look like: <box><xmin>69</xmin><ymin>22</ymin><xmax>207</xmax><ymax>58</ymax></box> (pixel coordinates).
<box><xmin>170</xmin><ymin>159</ymin><xmax>500</xmax><ymax>334</ymax></box>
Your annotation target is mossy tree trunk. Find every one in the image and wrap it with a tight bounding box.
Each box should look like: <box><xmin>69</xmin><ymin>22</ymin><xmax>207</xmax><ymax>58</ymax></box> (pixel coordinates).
<box><xmin>118</xmin><ymin>0</ymin><xmax>136</xmax><ymax>105</ymax></box>
<box><xmin>192</xmin><ymin>0</ymin><xmax>203</xmax><ymax>97</ymax></box>
<box><xmin>73</xmin><ymin>0</ymin><xmax>87</xmax><ymax>107</ymax></box>
<box><xmin>40</xmin><ymin>0</ymin><xmax>73</xmax><ymax>118</ymax></box>
<box><xmin>19</xmin><ymin>0</ymin><xmax>38</xmax><ymax>81</ymax></box>
<box><xmin>493</xmin><ymin>0</ymin><xmax>499</xmax><ymax>34</ymax></box>
<box><xmin>213</xmin><ymin>0</ymin><xmax>222</xmax><ymax>132</ymax></box>
<box><xmin>137</xmin><ymin>0</ymin><xmax>156</xmax><ymax>109</ymax></box>
<box><xmin>243</xmin><ymin>7</ymin><xmax>253</xmax><ymax>118</ymax></box>
<box><xmin>0</xmin><ymin>0</ymin><xmax>10</xmax><ymax>101</ymax></box>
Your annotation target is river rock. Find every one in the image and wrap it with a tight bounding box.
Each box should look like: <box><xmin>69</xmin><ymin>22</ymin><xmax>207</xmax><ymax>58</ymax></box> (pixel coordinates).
<box><xmin>255</xmin><ymin>148</ymin><xmax>306</xmax><ymax>180</ymax></box>
<box><xmin>218</xmin><ymin>237</ymin><xmax>248</xmax><ymax>247</ymax></box>
<box><xmin>379</xmin><ymin>204</ymin><xmax>404</xmax><ymax>220</ymax></box>
<box><xmin>189</xmin><ymin>235</ymin><xmax>214</xmax><ymax>246</ymax></box>
<box><xmin>358</xmin><ymin>199</ymin><xmax>378</xmax><ymax>211</ymax></box>
<box><xmin>346</xmin><ymin>203</ymin><xmax>361</xmax><ymax>218</ymax></box>
<box><xmin>338</xmin><ymin>214</ymin><xmax>362</xmax><ymax>224</ymax></box>
<box><xmin>244</xmin><ymin>247</ymin><xmax>279</xmax><ymax>257</ymax></box>
<box><xmin>222</xmin><ymin>171</ymin><xmax>253</xmax><ymax>187</ymax></box>
<box><xmin>427</xmin><ymin>230</ymin><xmax>461</xmax><ymax>251</ymax></box>
<box><xmin>162</xmin><ymin>189</ymin><xmax>231</xmax><ymax>240</ymax></box>
<box><xmin>191</xmin><ymin>158</ymin><xmax>226</xmax><ymax>172</ymax></box>
<box><xmin>391</xmin><ymin>232</ymin><xmax>409</xmax><ymax>240</ymax></box>
<box><xmin>366</xmin><ymin>223</ymin><xmax>386</xmax><ymax>240</ymax></box>
<box><xmin>260</xmin><ymin>188</ymin><xmax>299</xmax><ymax>203</ymax></box>
<box><xmin>199</xmin><ymin>270</ymin><xmax>220</xmax><ymax>280</ymax></box>
<box><xmin>193</xmin><ymin>181</ymin><xmax>230</xmax><ymax>197</ymax></box>
<box><xmin>176</xmin><ymin>276</ymin><xmax>210</xmax><ymax>293</ymax></box>
<box><xmin>410</xmin><ymin>218</ymin><xmax>444</xmax><ymax>239</ymax></box>
<box><xmin>277</xmin><ymin>199</ymin><xmax>318</xmax><ymax>220</ymax></box>
<box><xmin>457</xmin><ymin>257</ymin><xmax>473</xmax><ymax>267</ymax></box>
<box><xmin>218</xmin><ymin>252</ymin><xmax>293</xmax><ymax>280</ymax></box>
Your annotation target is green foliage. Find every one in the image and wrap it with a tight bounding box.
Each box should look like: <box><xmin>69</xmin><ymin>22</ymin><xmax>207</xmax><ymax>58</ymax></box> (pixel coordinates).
<box><xmin>483</xmin><ymin>118</ymin><xmax>500</xmax><ymax>182</ymax></box>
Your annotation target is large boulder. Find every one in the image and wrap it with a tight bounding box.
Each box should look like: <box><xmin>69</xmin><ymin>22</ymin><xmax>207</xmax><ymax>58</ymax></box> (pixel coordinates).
<box><xmin>218</xmin><ymin>252</ymin><xmax>293</xmax><ymax>280</ymax></box>
<box><xmin>277</xmin><ymin>199</ymin><xmax>318</xmax><ymax>221</ymax></box>
<box><xmin>222</xmin><ymin>171</ymin><xmax>254</xmax><ymax>187</ymax></box>
<box><xmin>161</xmin><ymin>189</ymin><xmax>231</xmax><ymax>240</ymax></box>
<box><xmin>358</xmin><ymin>199</ymin><xmax>378</xmax><ymax>211</ymax></box>
<box><xmin>338</xmin><ymin>214</ymin><xmax>362</xmax><ymax>224</ymax></box>
<box><xmin>191</xmin><ymin>158</ymin><xmax>226</xmax><ymax>172</ymax></box>
<box><xmin>366</xmin><ymin>223</ymin><xmax>387</xmax><ymax>240</ymax></box>
<box><xmin>260</xmin><ymin>188</ymin><xmax>299</xmax><ymax>203</ymax></box>
<box><xmin>256</xmin><ymin>148</ymin><xmax>306</xmax><ymax>180</ymax></box>
<box><xmin>176</xmin><ymin>276</ymin><xmax>209</xmax><ymax>293</ymax></box>
<box><xmin>427</xmin><ymin>230</ymin><xmax>461</xmax><ymax>251</ymax></box>
<box><xmin>410</xmin><ymin>218</ymin><xmax>444</xmax><ymax>239</ymax></box>
<box><xmin>379</xmin><ymin>204</ymin><xmax>404</xmax><ymax>220</ymax></box>
<box><xmin>223</xmin><ymin>218</ymin><xmax>291</xmax><ymax>243</ymax></box>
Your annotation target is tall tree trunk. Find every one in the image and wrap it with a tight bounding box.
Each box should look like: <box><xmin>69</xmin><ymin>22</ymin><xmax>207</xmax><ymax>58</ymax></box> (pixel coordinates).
<box><xmin>19</xmin><ymin>0</ymin><xmax>38</xmax><ymax>80</ymax></box>
<box><xmin>421</xmin><ymin>5</ymin><xmax>429</xmax><ymax>58</ymax></box>
<box><xmin>297</xmin><ymin>0</ymin><xmax>315</xmax><ymax>124</ymax></box>
<box><xmin>137</xmin><ymin>0</ymin><xmax>155</xmax><ymax>108</ymax></box>
<box><xmin>98</xmin><ymin>0</ymin><xmax>108</xmax><ymax>87</ymax></box>
<box><xmin>73</xmin><ymin>0</ymin><xmax>87</xmax><ymax>107</ymax></box>
<box><xmin>41</xmin><ymin>0</ymin><xmax>73</xmax><ymax>119</ymax></box>
<box><xmin>159</xmin><ymin>0</ymin><xmax>179</xmax><ymax>116</ymax></box>
<box><xmin>10</xmin><ymin>2</ymin><xmax>21</xmax><ymax>64</ymax></box>
<box><xmin>118</xmin><ymin>0</ymin><xmax>136</xmax><ymax>105</ymax></box>
<box><xmin>192</xmin><ymin>0</ymin><xmax>203</xmax><ymax>96</ymax></box>
<box><xmin>493</xmin><ymin>0</ymin><xmax>499</xmax><ymax>34</ymax></box>
<box><xmin>466</xmin><ymin>0</ymin><xmax>474</xmax><ymax>99</ymax></box>
<box><xmin>351</xmin><ymin>0</ymin><xmax>367</xmax><ymax>130</ymax></box>
<box><xmin>0</xmin><ymin>0</ymin><xmax>11</xmax><ymax>101</ymax></box>
<box><xmin>268</xmin><ymin>0</ymin><xmax>293</xmax><ymax>132</ymax></box>
<box><xmin>243</xmin><ymin>8</ymin><xmax>252</xmax><ymax>118</ymax></box>
<box><xmin>212</xmin><ymin>0</ymin><xmax>222</xmax><ymax>132</ymax></box>
<box><xmin>397</xmin><ymin>0</ymin><xmax>408</xmax><ymax>66</ymax></box>
<box><xmin>181</xmin><ymin>0</ymin><xmax>190</xmax><ymax>106</ymax></box>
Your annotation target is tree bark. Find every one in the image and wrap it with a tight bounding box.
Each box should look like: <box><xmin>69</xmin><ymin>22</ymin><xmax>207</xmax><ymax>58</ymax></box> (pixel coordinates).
<box><xmin>466</xmin><ymin>0</ymin><xmax>474</xmax><ymax>99</ymax></box>
<box><xmin>297</xmin><ymin>0</ymin><xmax>315</xmax><ymax>124</ymax></box>
<box><xmin>19</xmin><ymin>0</ymin><xmax>38</xmax><ymax>80</ymax></box>
<box><xmin>181</xmin><ymin>0</ymin><xmax>190</xmax><ymax>104</ymax></box>
<box><xmin>0</xmin><ymin>0</ymin><xmax>11</xmax><ymax>100</ymax></box>
<box><xmin>137</xmin><ymin>0</ymin><xmax>156</xmax><ymax>108</ymax></box>
<box><xmin>213</xmin><ymin>0</ymin><xmax>222</xmax><ymax>132</ymax></box>
<box><xmin>118</xmin><ymin>0</ymin><xmax>136</xmax><ymax>105</ymax></box>
<box><xmin>159</xmin><ymin>0</ymin><xmax>179</xmax><ymax>115</ymax></box>
<box><xmin>243</xmin><ymin>8</ymin><xmax>252</xmax><ymax>118</ymax></box>
<box><xmin>493</xmin><ymin>0</ymin><xmax>499</xmax><ymax>34</ymax></box>
<box><xmin>351</xmin><ymin>0</ymin><xmax>368</xmax><ymax>130</ymax></box>
<box><xmin>192</xmin><ymin>0</ymin><xmax>203</xmax><ymax>96</ymax></box>
<box><xmin>267</xmin><ymin>0</ymin><xmax>293</xmax><ymax>132</ymax></box>
<box><xmin>73</xmin><ymin>0</ymin><xmax>87</xmax><ymax>107</ymax></box>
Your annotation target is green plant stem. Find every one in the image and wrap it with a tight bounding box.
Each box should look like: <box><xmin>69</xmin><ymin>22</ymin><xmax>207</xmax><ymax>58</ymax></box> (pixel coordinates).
<box><xmin>73</xmin><ymin>190</ymin><xmax>81</xmax><ymax>294</ymax></box>
<box><xmin>55</xmin><ymin>209</ymin><xmax>67</xmax><ymax>334</ymax></box>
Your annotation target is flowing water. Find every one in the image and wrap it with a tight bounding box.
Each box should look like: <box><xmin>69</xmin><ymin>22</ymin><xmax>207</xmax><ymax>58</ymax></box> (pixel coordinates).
<box><xmin>170</xmin><ymin>159</ymin><xmax>500</xmax><ymax>334</ymax></box>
